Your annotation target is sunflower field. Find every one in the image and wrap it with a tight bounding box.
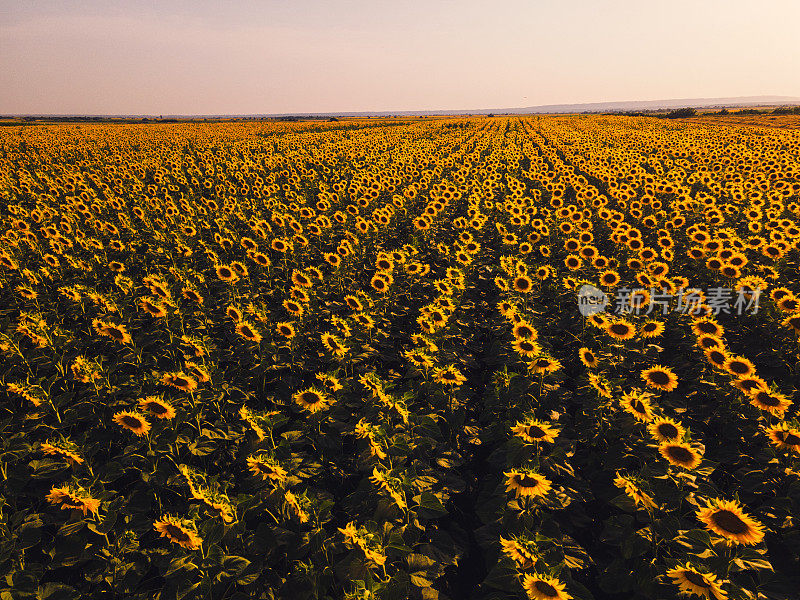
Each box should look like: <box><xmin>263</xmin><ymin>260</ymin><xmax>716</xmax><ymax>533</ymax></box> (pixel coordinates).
<box><xmin>1</xmin><ymin>115</ymin><xmax>799</xmax><ymax>600</ymax></box>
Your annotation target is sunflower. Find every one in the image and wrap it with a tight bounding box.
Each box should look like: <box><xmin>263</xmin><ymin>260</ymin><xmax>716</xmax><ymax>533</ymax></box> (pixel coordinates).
<box><xmin>113</xmin><ymin>410</ymin><xmax>151</xmax><ymax>436</ymax></box>
<box><xmin>321</xmin><ymin>333</ymin><xmax>349</xmax><ymax>357</ymax></box>
<box><xmin>271</xmin><ymin>238</ymin><xmax>291</xmax><ymax>252</ymax></box>
<box><xmin>667</xmin><ymin>563</ymin><xmax>728</xmax><ymax>600</ymax></box>
<box><xmin>620</xmin><ymin>390</ymin><xmax>655</xmax><ymax>422</ymax></box>
<box><xmin>405</xmin><ymin>262</ymin><xmax>423</xmax><ymax>275</ymax></box>
<box><xmin>578</xmin><ymin>347</ymin><xmax>598</xmax><ymax>368</ymax></box>
<box><xmin>138</xmin><ymin>396</ymin><xmax>176</xmax><ymax>420</ymax></box>
<box><xmin>60</xmin><ymin>287</ymin><xmax>82</xmax><ymax>303</ymax></box>
<box><xmin>777</xmin><ymin>296</ymin><xmax>800</xmax><ymax>313</ymax></box>
<box><xmin>765</xmin><ymin>423</ymin><xmax>800</xmax><ymax>453</ymax></box>
<box><xmin>325</xmin><ymin>252</ymin><xmax>342</xmax><ymax>267</ymax></box>
<box><xmin>587</xmin><ymin>313</ymin><xmax>609</xmax><ymax>328</ymax></box>
<box><xmin>230</xmin><ymin>261</ymin><xmax>248</xmax><ymax>278</ymax></box>
<box><xmin>140</xmin><ymin>297</ymin><xmax>168</xmax><ymax>318</ymax></box>
<box><xmin>606</xmin><ymin>319</ymin><xmax>636</xmax><ymax>341</ymax></box>
<box><xmin>599</xmin><ymin>270</ymin><xmax>620</xmax><ymax>288</ymax></box>
<box><xmin>692</xmin><ymin>318</ymin><xmax>724</xmax><ymax>338</ymax></box>
<box><xmin>160</xmin><ymin>372</ymin><xmax>199</xmax><ymax>392</ymax></box>
<box><xmin>276</xmin><ymin>322</ymin><xmax>296</xmax><ymax>338</ymax></box>
<box><xmin>564</xmin><ymin>255</ymin><xmax>582</xmax><ymax>270</ymax></box>
<box><xmin>627</xmin><ymin>289</ymin><xmax>650</xmax><ymax>313</ymax></box>
<box><xmin>639</xmin><ymin>320</ymin><xmax>665</xmax><ymax>339</ymax></box>
<box><xmin>16</xmin><ymin>286</ymin><xmax>37</xmax><ymax>300</ymax></box>
<box><xmin>344</xmin><ymin>295</ymin><xmax>363</xmax><ymax>311</ymax></box>
<box><xmin>317</xmin><ymin>372</ymin><xmax>343</xmax><ymax>393</ymax></box>
<box><xmin>215</xmin><ymin>264</ymin><xmax>239</xmax><ymax>283</ymax></box>
<box><xmin>185</xmin><ymin>362</ymin><xmax>210</xmax><ymax>383</ymax></box>
<box><xmin>433</xmin><ymin>365</ymin><xmax>466</xmax><ymax>387</ymax></box>
<box><xmin>704</xmin><ymin>348</ymin><xmax>730</xmax><ymax>370</ymax></box>
<box><xmin>659</xmin><ymin>442</ymin><xmax>703</xmax><ymax>470</ymax></box>
<box><xmin>154</xmin><ymin>515</ymin><xmax>203</xmax><ymax>550</ymax></box>
<box><xmin>46</xmin><ymin>485</ymin><xmax>101</xmax><ymax>516</ymax></box>
<box><xmin>696</xmin><ymin>334</ymin><xmax>724</xmax><ymax>351</ymax></box>
<box><xmin>369</xmin><ymin>467</ymin><xmax>407</xmax><ymax>509</ymax></box>
<box><xmin>252</xmin><ymin>252</ymin><xmax>271</xmax><ymax>267</ymax></box>
<box><xmin>40</xmin><ymin>440</ymin><xmax>83</xmax><ymax>465</ymax></box>
<box><xmin>375</xmin><ymin>256</ymin><xmax>394</xmax><ymax>272</ymax></box>
<box><xmin>730</xmin><ymin>375</ymin><xmax>768</xmax><ymax>395</ymax></box>
<box><xmin>354</xmin><ymin>313</ymin><xmax>375</xmax><ymax>330</ymax></box>
<box><xmin>239</xmin><ymin>406</ymin><xmax>265</xmax><ymax>443</ymax></box>
<box><xmin>706</xmin><ymin>257</ymin><xmax>723</xmax><ymax>271</ymax></box>
<box><xmin>290</xmin><ymin>287</ymin><xmax>310</xmax><ymax>304</ymax></box>
<box><xmin>588</xmin><ymin>372</ymin><xmax>613</xmax><ymax>399</ymax></box>
<box><xmin>696</xmin><ymin>498</ymin><xmax>765</xmax><ymax>546</ymax></box>
<box><xmin>528</xmin><ymin>355</ymin><xmax>562</xmax><ymax>375</ymax></box>
<box><xmin>613</xmin><ymin>474</ymin><xmax>657</xmax><ymax>511</ymax></box>
<box><xmin>723</xmin><ymin>356</ymin><xmax>756</xmax><ymax>378</ymax></box>
<box><xmin>293</xmin><ymin>388</ymin><xmax>330</xmax><ymax>413</ymax></box>
<box><xmin>371</xmin><ymin>274</ymin><xmax>391</xmax><ymax>294</ymax></box>
<box><xmin>514</xmin><ymin>338</ymin><xmax>541</xmax><ymax>359</ymax></box>
<box><xmin>747</xmin><ymin>388</ymin><xmax>792</xmax><ymax>417</ymax></box>
<box><xmin>513</xmin><ymin>275</ymin><xmax>534</xmax><ymax>294</ymax></box>
<box><xmin>781</xmin><ymin>312</ymin><xmax>800</xmax><ymax>333</ymax></box>
<box><xmin>504</xmin><ymin>470</ymin><xmax>552</xmax><ymax>499</ymax></box>
<box><xmin>497</xmin><ymin>300</ymin><xmax>518</xmax><ymax>319</ymax></box>
<box><xmin>404</xmin><ymin>349</ymin><xmax>434</xmax><ymax>369</ymax></box>
<box><xmin>247</xmin><ymin>455</ymin><xmax>288</xmax><ymax>483</ymax></box>
<box><xmin>513</xmin><ymin>321</ymin><xmax>539</xmax><ymax>341</ymax></box>
<box><xmin>181</xmin><ymin>287</ymin><xmax>204</xmax><ymax>304</ymax></box>
<box><xmin>648</xmin><ymin>417</ymin><xmax>685</xmax><ymax>442</ymax></box>
<box><xmin>641</xmin><ymin>366</ymin><xmax>678</xmax><ymax>392</ymax></box>
<box><xmin>71</xmin><ymin>355</ymin><xmax>101</xmax><ymax>383</ymax></box>
<box><xmin>521</xmin><ymin>574</ymin><xmax>572</xmax><ymax>600</ymax></box>
<box><xmin>181</xmin><ymin>335</ymin><xmax>207</xmax><ymax>359</ymax></box>
<box><xmin>511</xmin><ymin>418</ymin><xmax>559</xmax><ymax>444</ymax></box>
<box><xmin>0</xmin><ymin>254</ymin><xmax>18</xmax><ymax>270</ymax></box>
<box><xmin>226</xmin><ymin>305</ymin><xmax>243</xmax><ymax>322</ymax></box>
<box><xmin>235</xmin><ymin>321</ymin><xmax>262</xmax><ymax>343</ymax></box>
<box><xmin>499</xmin><ymin>536</ymin><xmax>537</xmax><ymax>569</ymax></box>
<box><xmin>291</xmin><ymin>270</ymin><xmax>313</xmax><ymax>288</ymax></box>
<box><xmin>93</xmin><ymin>320</ymin><xmax>132</xmax><ymax>344</ymax></box>
<box><xmin>720</xmin><ymin>264</ymin><xmax>740</xmax><ymax>279</ymax></box>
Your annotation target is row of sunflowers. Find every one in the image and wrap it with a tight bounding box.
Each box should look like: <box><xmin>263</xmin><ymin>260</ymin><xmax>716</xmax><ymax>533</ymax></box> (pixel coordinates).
<box><xmin>0</xmin><ymin>115</ymin><xmax>798</xmax><ymax>599</ymax></box>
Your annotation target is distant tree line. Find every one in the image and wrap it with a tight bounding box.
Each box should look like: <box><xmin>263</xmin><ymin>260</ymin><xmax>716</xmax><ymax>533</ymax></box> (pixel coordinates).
<box><xmin>603</xmin><ymin>105</ymin><xmax>800</xmax><ymax>119</ymax></box>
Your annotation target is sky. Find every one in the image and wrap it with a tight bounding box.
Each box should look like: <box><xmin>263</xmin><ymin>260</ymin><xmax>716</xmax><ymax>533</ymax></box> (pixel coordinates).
<box><xmin>1</xmin><ymin>0</ymin><xmax>799</xmax><ymax>115</ymax></box>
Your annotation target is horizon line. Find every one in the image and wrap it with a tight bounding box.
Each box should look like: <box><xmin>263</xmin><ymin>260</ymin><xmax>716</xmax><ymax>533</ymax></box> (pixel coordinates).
<box><xmin>4</xmin><ymin>95</ymin><xmax>800</xmax><ymax>119</ymax></box>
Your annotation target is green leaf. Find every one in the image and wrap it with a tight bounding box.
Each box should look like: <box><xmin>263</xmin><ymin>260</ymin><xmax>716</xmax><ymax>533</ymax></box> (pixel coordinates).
<box><xmin>732</xmin><ymin>557</ymin><xmax>773</xmax><ymax>572</ymax></box>
<box><xmin>620</xmin><ymin>531</ymin><xmax>650</xmax><ymax>559</ymax></box>
<box><xmin>676</xmin><ymin>528</ymin><xmax>712</xmax><ymax>549</ymax></box>
<box><xmin>188</xmin><ymin>437</ymin><xmax>217</xmax><ymax>456</ymax></box>
<box><xmin>409</xmin><ymin>574</ymin><xmax>432</xmax><ymax>588</ymax></box>
<box><xmin>87</xmin><ymin>510</ymin><xmax>117</xmax><ymax>535</ymax></box>
<box><xmin>38</xmin><ymin>583</ymin><xmax>78</xmax><ymax>600</ymax></box>
<box><xmin>57</xmin><ymin>520</ymin><xmax>86</xmax><ymax>538</ymax></box>
<box><xmin>608</xmin><ymin>493</ymin><xmax>637</xmax><ymax>513</ymax></box>
<box><xmin>218</xmin><ymin>556</ymin><xmax>251</xmax><ymax>581</ymax></box>
<box><xmin>16</xmin><ymin>515</ymin><xmax>44</xmax><ymax>550</ymax></box>
<box><xmin>406</xmin><ymin>553</ymin><xmax>436</xmax><ymax>572</ymax></box>
<box><xmin>415</xmin><ymin>492</ymin><xmax>447</xmax><ymax>519</ymax></box>
<box><xmin>165</xmin><ymin>555</ymin><xmax>198</xmax><ymax>578</ymax></box>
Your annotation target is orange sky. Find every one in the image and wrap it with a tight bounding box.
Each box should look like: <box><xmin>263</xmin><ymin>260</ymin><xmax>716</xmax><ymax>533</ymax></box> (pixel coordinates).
<box><xmin>1</xmin><ymin>0</ymin><xmax>798</xmax><ymax>115</ymax></box>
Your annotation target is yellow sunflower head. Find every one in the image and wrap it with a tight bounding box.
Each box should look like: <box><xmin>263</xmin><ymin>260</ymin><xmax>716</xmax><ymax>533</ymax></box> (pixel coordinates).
<box><xmin>503</xmin><ymin>470</ymin><xmax>552</xmax><ymax>499</ymax></box>
<box><xmin>641</xmin><ymin>365</ymin><xmax>678</xmax><ymax>392</ymax></box>
<box><xmin>521</xmin><ymin>574</ymin><xmax>572</xmax><ymax>600</ymax></box>
<box><xmin>696</xmin><ymin>498</ymin><xmax>765</xmax><ymax>546</ymax></box>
